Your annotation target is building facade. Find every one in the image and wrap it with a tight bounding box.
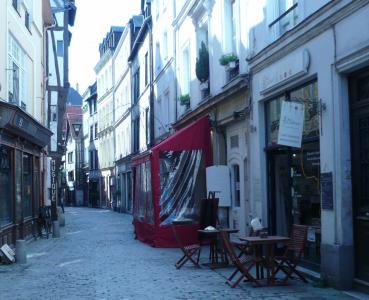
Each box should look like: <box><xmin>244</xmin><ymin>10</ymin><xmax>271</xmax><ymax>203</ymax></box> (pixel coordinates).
<box><xmin>64</xmin><ymin>105</ymin><xmax>83</xmax><ymax>206</ymax></box>
<box><xmin>0</xmin><ymin>0</ymin><xmax>53</xmax><ymax>246</ymax></box>
<box><xmin>95</xmin><ymin>27</ymin><xmax>124</xmax><ymax>208</ymax></box>
<box><xmin>82</xmin><ymin>82</ymin><xmax>100</xmax><ymax>207</ymax></box>
<box><xmin>245</xmin><ymin>0</ymin><xmax>369</xmax><ymax>289</ymax></box>
<box><xmin>113</xmin><ymin>17</ymin><xmax>143</xmax><ymax>213</ymax></box>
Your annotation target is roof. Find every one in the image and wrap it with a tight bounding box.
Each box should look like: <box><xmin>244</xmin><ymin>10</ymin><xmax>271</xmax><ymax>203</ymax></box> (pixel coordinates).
<box><xmin>67</xmin><ymin>87</ymin><xmax>83</xmax><ymax>105</ymax></box>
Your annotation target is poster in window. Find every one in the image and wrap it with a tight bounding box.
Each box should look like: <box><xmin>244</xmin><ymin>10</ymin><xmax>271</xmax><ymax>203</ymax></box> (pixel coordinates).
<box><xmin>277</xmin><ymin>100</ymin><xmax>305</xmax><ymax>148</ymax></box>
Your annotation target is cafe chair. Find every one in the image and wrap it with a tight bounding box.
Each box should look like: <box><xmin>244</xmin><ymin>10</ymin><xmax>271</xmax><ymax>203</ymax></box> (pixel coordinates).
<box><xmin>272</xmin><ymin>224</ymin><xmax>308</xmax><ymax>283</ymax></box>
<box><xmin>171</xmin><ymin>223</ymin><xmax>201</xmax><ymax>269</ymax></box>
<box><xmin>220</xmin><ymin>230</ymin><xmax>260</xmax><ymax>288</ymax></box>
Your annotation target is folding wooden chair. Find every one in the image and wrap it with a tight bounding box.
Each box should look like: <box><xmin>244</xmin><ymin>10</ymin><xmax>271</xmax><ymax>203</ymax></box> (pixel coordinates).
<box><xmin>272</xmin><ymin>224</ymin><xmax>308</xmax><ymax>283</ymax></box>
<box><xmin>171</xmin><ymin>223</ymin><xmax>201</xmax><ymax>269</ymax></box>
<box><xmin>220</xmin><ymin>230</ymin><xmax>260</xmax><ymax>288</ymax></box>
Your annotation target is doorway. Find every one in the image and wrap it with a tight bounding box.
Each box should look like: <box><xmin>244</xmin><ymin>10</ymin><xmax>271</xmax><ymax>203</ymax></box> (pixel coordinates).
<box><xmin>349</xmin><ymin>69</ymin><xmax>369</xmax><ymax>282</ymax></box>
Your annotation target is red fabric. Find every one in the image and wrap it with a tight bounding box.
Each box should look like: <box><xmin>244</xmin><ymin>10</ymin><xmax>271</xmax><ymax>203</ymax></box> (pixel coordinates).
<box><xmin>132</xmin><ymin>116</ymin><xmax>213</xmax><ymax>247</ymax></box>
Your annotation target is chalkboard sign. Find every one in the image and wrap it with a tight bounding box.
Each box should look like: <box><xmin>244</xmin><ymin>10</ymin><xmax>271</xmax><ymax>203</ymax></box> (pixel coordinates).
<box><xmin>321</xmin><ymin>172</ymin><xmax>333</xmax><ymax>210</ymax></box>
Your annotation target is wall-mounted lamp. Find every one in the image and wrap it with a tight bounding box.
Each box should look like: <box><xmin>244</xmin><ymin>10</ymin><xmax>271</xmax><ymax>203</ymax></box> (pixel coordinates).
<box><xmin>72</xmin><ymin>124</ymin><xmax>81</xmax><ymax>136</ymax></box>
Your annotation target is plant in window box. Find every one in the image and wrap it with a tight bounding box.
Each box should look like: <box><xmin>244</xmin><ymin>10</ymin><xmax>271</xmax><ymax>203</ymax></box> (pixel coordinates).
<box><xmin>178</xmin><ymin>94</ymin><xmax>190</xmax><ymax>107</ymax></box>
<box><xmin>219</xmin><ymin>53</ymin><xmax>238</xmax><ymax>69</ymax></box>
<box><xmin>195</xmin><ymin>41</ymin><xmax>209</xmax><ymax>91</ymax></box>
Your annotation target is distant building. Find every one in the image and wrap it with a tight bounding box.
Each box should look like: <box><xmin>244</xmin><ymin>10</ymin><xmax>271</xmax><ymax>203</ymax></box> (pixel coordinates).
<box><xmin>63</xmin><ymin>105</ymin><xmax>83</xmax><ymax>206</ymax></box>
<box><xmin>95</xmin><ymin>26</ymin><xmax>124</xmax><ymax>208</ymax></box>
<box><xmin>82</xmin><ymin>82</ymin><xmax>100</xmax><ymax>207</ymax></box>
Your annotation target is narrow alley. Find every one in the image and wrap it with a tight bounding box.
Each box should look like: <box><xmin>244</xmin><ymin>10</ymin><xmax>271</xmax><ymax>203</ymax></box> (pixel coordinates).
<box><xmin>0</xmin><ymin>208</ymin><xmax>353</xmax><ymax>300</ymax></box>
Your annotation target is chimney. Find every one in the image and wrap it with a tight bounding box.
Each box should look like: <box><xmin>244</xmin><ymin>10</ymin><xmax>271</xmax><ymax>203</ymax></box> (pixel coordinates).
<box><xmin>76</xmin><ymin>83</ymin><xmax>79</xmax><ymax>93</ymax></box>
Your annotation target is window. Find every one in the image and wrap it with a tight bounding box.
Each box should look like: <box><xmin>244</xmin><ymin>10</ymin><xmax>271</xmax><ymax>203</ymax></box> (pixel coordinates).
<box><xmin>68</xmin><ymin>171</ymin><xmax>74</xmax><ymax>182</ymax></box>
<box><xmin>90</xmin><ymin>125</ymin><xmax>93</xmax><ymax>141</ymax></box>
<box><xmin>181</xmin><ymin>46</ymin><xmax>190</xmax><ymax>95</ymax></box>
<box><xmin>93</xmin><ymin>98</ymin><xmax>97</xmax><ymax>113</ymax></box>
<box><xmin>162</xmin><ymin>32</ymin><xmax>168</xmax><ymax>61</ymax></box>
<box><xmin>12</xmin><ymin>0</ymin><xmax>19</xmax><ymax>12</ymax></box>
<box><xmin>94</xmin><ymin>123</ymin><xmax>98</xmax><ymax>139</ymax></box>
<box><xmin>133</xmin><ymin>117</ymin><xmax>140</xmax><ymax>152</ymax></box>
<box><xmin>23</xmin><ymin>154</ymin><xmax>32</xmax><ymax>218</ymax></box>
<box><xmin>8</xmin><ymin>35</ymin><xmax>27</xmax><ymax>109</ymax></box>
<box><xmin>232</xmin><ymin>165</ymin><xmax>240</xmax><ymax>207</ymax></box>
<box><xmin>25</xmin><ymin>10</ymin><xmax>30</xmax><ymax>30</ymax></box>
<box><xmin>68</xmin><ymin>151</ymin><xmax>73</xmax><ymax>163</ymax></box>
<box><xmin>268</xmin><ymin>0</ymin><xmax>299</xmax><ymax>39</ymax></box>
<box><xmin>0</xmin><ymin>146</ymin><xmax>14</xmax><ymax>226</ymax></box>
<box><xmin>51</xmin><ymin>105</ymin><xmax>57</xmax><ymax>121</ymax></box>
<box><xmin>94</xmin><ymin>150</ymin><xmax>99</xmax><ymax>169</ymax></box>
<box><xmin>230</xmin><ymin>135</ymin><xmax>239</xmax><ymax>149</ymax></box>
<box><xmin>145</xmin><ymin>52</ymin><xmax>148</xmax><ymax>86</ymax></box>
<box><xmin>145</xmin><ymin>108</ymin><xmax>150</xmax><ymax>146</ymax></box>
<box><xmin>57</xmin><ymin>41</ymin><xmax>64</xmax><ymax>57</ymax></box>
<box><xmin>133</xmin><ymin>68</ymin><xmax>140</xmax><ymax>104</ymax></box>
<box><xmin>231</xmin><ymin>0</ymin><xmax>237</xmax><ymax>54</ymax></box>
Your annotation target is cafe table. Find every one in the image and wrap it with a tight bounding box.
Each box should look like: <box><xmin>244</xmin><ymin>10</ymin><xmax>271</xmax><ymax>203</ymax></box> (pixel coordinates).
<box><xmin>197</xmin><ymin>228</ymin><xmax>239</xmax><ymax>268</ymax></box>
<box><xmin>239</xmin><ymin>235</ymin><xmax>290</xmax><ymax>285</ymax></box>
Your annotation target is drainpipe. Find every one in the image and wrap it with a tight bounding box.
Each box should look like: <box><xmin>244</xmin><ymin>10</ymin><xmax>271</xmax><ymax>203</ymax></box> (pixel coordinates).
<box><xmin>148</xmin><ymin>18</ymin><xmax>155</xmax><ymax>146</ymax></box>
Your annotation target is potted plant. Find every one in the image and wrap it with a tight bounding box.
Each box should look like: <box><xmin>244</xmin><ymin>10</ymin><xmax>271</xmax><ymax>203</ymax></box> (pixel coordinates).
<box><xmin>178</xmin><ymin>94</ymin><xmax>190</xmax><ymax>107</ymax></box>
<box><xmin>219</xmin><ymin>53</ymin><xmax>238</xmax><ymax>69</ymax></box>
<box><xmin>195</xmin><ymin>41</ymin><xmax>209</xmax><ymax>90</ymax></box>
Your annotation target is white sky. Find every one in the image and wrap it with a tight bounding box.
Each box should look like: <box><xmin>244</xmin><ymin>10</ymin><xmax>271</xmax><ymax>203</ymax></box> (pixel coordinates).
<box><xmin>69</xmin><ymin>0</ymin><xmax>141</xmax><ymax>95</ymax></box>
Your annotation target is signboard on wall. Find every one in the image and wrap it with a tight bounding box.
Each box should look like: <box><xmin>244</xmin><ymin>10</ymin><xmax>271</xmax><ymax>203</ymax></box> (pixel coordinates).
<box><xmin>277</xmin><ymin>100</ymin><xmax>305</xmax><ymax>148</ymax></box>
<box><xmin>51</xmin><ymin>158</ymin><xmax>57</xmax><ymax>204</ymax></box>
<box><xmin>321</xmin><ymin>172</ymin><xmax>333</xmax><ymax>210</ymax></box>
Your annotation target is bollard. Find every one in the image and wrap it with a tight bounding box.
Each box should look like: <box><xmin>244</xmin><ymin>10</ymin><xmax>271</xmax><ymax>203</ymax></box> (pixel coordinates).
<box><xmin>52</xmin><ymin>221</ymin><xmax>60</xmax><ymax>238</ymax></box>
<box><xmin>58</xmin><ymin>207</ymin><xmax>65</xmax><ymax>227</ymax></box>
<box><xmin>15</xmin><ymin>240</ymin><xmax>27</xmax><ymax>264</ymax></box>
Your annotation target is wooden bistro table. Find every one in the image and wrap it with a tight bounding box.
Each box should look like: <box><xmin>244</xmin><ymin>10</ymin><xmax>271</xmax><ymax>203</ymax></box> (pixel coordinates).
<box><xmin>239</xmin><ymin>235</ymin><xmax>290</xmax><ymax>285</ymax></box>
<box><xmin>197</xmin><ymin>228</ymin><xmax>239</xmax><ymax>268</ymax></box>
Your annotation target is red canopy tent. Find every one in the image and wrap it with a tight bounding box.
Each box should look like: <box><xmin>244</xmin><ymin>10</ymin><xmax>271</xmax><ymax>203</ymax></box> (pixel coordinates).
<box><xmin>132</xmin><ymin>116</ymin><xmax>213</xmax><ymax>247</ymax></box>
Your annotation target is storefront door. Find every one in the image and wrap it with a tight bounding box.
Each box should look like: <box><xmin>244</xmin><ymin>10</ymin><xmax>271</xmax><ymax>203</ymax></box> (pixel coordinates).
<box><xmin>350</xmin><ymin>69</ymin><xmax>369</xmax><ymax>282</ymax></box>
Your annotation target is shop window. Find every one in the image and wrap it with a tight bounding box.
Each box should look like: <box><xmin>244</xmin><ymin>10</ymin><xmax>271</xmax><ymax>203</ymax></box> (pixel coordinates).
<box><xmin>266</xmin><ymin>81</ymin><xmax>319</xmax><ymax>147</ymax></box>
<box><xmin>232</xmin><ymin>164</ymin><xmax>240</xmax><ymax>207</ymax></box>
<box><xmin>22</xmin><ymin>154</ymin><xmax>32</xmax><ymax>218</ymax></box>
<box><xmin>0</xmin><ymin>146</ymin><xmax>14</xmax><ymax>226</ymax></box>
<box><xmin>265</xmin><ymin>81</ymin><xmax>321</xmax><ymax>268</ymax></box>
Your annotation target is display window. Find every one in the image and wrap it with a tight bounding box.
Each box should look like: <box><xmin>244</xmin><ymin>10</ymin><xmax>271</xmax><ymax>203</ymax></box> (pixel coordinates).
<box><xmin>0</xmin><ymin>146</ymin><xmax>14</xmax><ymax>226</ymax></box>
<box><xmin>265</xmin><ymin>81</ymin><xmax>321</xmax><ymax>268</ymax></box>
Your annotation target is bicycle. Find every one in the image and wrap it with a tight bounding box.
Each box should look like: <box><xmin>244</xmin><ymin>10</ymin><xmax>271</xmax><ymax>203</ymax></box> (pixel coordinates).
<box><xmin>37</xmin><ymin>206</ymin><xmax>52</xmax><ymax>239</ymax></box>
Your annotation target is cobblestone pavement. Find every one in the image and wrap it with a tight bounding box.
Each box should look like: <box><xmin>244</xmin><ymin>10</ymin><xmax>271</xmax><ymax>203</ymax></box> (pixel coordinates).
<box><xmin>0</xmin><ymin>207</ymin><xmax>355</xmax><ymax>300</ymax></box>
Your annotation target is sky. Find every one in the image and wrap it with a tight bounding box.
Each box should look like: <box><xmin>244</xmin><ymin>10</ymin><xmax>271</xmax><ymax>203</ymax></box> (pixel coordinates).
<box><xmin>69</xmin><ymin>0</ymin><xmax>142</xmax><ymax>95</ymax></box>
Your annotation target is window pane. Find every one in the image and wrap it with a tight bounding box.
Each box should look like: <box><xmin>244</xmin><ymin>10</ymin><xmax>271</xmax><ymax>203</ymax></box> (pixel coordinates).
<box><xmin>0</xmin><ymin>146</ymin><xmax>13</xmax><ymax>226</ymax></box>
<box><xmin>23</xmin><ymin>154</ymin><xmax>32</xmax><ymax>218</ymax></box>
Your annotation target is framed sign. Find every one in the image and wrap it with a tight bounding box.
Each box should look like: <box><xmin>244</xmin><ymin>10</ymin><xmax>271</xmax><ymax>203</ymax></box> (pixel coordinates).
<box><xmin>321</xmin><ymin>172</ymin><xmax>333</xmax><ymax>210</ymax></box>
<box><xmin>277</xmin><ymin>100</ymin><xmax>305</xmax><ymax>148</ymax></box>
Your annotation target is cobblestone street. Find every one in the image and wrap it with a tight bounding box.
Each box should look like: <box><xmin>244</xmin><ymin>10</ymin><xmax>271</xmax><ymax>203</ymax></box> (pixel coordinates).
<box><xmin>0</xmin><ymin>208</ymin><xmax>355</xmax><ymax>300</ymax></box>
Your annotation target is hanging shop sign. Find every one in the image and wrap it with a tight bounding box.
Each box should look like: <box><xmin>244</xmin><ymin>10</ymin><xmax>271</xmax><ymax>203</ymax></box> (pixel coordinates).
<box><xmin>277</xmin><ymin>100</ymin><xmax>305</xmax><ymax>148</ymax></box>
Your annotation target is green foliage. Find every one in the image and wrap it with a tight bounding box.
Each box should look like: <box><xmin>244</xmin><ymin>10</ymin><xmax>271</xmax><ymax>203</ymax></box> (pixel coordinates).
<box><xmin>219</xmin><ymin>53</ymin><xmax>238</xmax><ymax>66</ymax></box>
<box><xmin>195</xmin><ymin>42</ymin><xmax>209</xmax><ymax>83</ymax></box>
<box><xmin>178</xmin><ymin>94</ymin><xmax>190</xmax><ymax>106</ymax></box>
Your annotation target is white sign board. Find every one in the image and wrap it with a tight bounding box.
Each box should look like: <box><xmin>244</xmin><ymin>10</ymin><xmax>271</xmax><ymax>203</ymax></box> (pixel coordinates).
<box><xmin>277</xmin><ymin>100</ymin><xmax>305</xmax><ymax>148</ymax></box>
<box><xmin>206</xmin><ymin>165</ymin><xmax>231</xmax><ymax>207</ymax></box>
<box><xmin>1</xmin><ymin>244</ymin><xmax>15</xmax><ymax>263</ymax></box>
